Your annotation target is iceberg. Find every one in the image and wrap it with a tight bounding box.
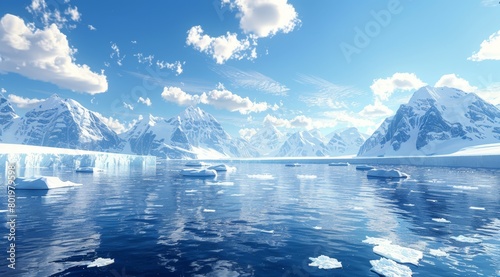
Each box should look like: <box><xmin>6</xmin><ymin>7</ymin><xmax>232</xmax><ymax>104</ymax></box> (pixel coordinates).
<box><xmin>355</xmin><ymin>164</ymin><xmax>374</xmax><ymax>170</ymax></box>
<box><xmin>373</xmin><ymin>243</ymin><xmax>423</xmax><ymax>265</ymax></box>
<box><xmin>370</xmin><ymin>258</ymin><xmax>412</xmax><ymax>277</ymax></box>
<box><xmin>367</xmin><ymin>169</ymin><xmax>409</xmax><ymax>179</ymax></box>
<box><xmin>180</xmin><ymin>168</ymin><xmax>217</xmax><ymax>177</ymax></box>
<box><xmin>15</xmin><ymin>176</ymin><xmax>82</xmax><ymax>190</ymax></box>
<box><xmin>329</xmin><ymin>162</ymin><xmax>349</xmax><ymax>166</ymax></box>
<box><xmin>87</xmin><ymin>258</ymin><xmax>114</xmax><ymax>268</ymax></box>
<box><xmin>308</xmin><ymin>255</ymin><xmax>342</xmax><ymax>269</ymax></box>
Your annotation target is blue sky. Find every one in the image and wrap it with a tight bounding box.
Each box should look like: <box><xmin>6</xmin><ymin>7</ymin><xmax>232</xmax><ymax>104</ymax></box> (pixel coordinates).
<box><xmin>0</xmin><ymin>0</ymin><xmax>499</xmax><ymax>138</ymax></box>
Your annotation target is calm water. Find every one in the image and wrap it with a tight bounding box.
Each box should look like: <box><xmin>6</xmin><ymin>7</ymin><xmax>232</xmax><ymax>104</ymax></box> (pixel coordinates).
<box><xmin>0</xmin><ymin>161</ymin><xmax>499</xmax><ymax>276</ymax></box>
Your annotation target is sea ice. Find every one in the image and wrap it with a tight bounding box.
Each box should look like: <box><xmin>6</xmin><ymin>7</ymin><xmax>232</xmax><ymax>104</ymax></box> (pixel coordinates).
<box><xmin>203</xmin><ymin>209</ymin><xmax>216</xmax><ymax>213</ymax></box>
<box><xmin>452</xmin><ymin>185</ymin><xmax>478</xmax><ymax>190</ymax></box>
<box><xmin>185</xmin><ymin>189</ymin><xmax>197</xmax><ymax>193</ymax></box>
<box><xmin>180</xmin><ymin>168</ymin><xmax>217</xmax><ymax>177</ymax></box>
<box><xmin>432</xmin><ymin>218</ymin><xmax>451</xmax><ymax>223</ymax></box>
<box><xmin>356</xmin><ymin>164</ymin><xmax>374</xmax><ymax>170</ymax></box>
<box><xmin>373</xmin><ymin>243</ymin><xmax>423</xmax><ymax>265</ymax></box>
<box><xmin>329</xmin><ymin>162</ymin><xmax>349</xmax><ymax>166</ymax></box>
<box><xmin>469</xmin><ymin>206</ymin><xmax>485</xmax><ymax>210</ymax></box>
<box><xmin>367</xmin><ymin>169</ymin><xmax>409</xmax><ymax>179</ymax></box>
<box><xmin>185</xmin><ymin>161</ymin><xmax>211</xmax><ymax>167</ymax></box>
<box><xmin>313</xmin><ymin>226</ymin><xmax>322</xmax><ymax>230</ymax></box>
<box><xmin>308</xmin><ymin>255</ymin><xmax>342</xmax><ymax>269</ymax></box>
<box><xmin>297</xmin><ymin>174</ymin><xmax>317</xmax><ymax>179</ymax></box>
<box><xmin>429</xmin><ymin>248</ymin><xmax>449</xmax><ymax>257</ymax></box>
<box><xmin>15</xmin><ymin>176</ymin><xmax>82</xmax><ymax>190</ymax></box>
<box><xmin>451</xmin><ymin>235</ymin><xmax>482</xmax><ymax>243</ymax></box>
<box><xmin>207</xmin><ymin>164</ymin><xmax>235</xmax><ymax>172</ymax></box>
<box><xmin>206</xmin><ymin>181</ymin><xmax>234</xmax><ymax>186</ymax></box>
<box><xmin>362</xmin><ymin>236</ymin><xmax>392</xmax><ymax>245</ymax></box>
<box><xmin>87</xmin><ymin>258</ymin><xmax>114</xmax><ymax>268</ymax></box>
<box><xmin>370</xmin><ymin>258</ymin><xmax>412</xmax><ymax>277</ymax></box>
<box><xmin>247</xmin><ymin>174</ymin><xmax>274</xmax><ymax>180</ymax></box>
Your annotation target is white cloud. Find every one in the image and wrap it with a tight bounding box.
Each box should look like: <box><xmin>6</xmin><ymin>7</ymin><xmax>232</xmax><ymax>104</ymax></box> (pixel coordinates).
<box><xmin>134</xmin><ymin>53</ymin><xmax>154</xmax><ymax>66</ymax></box>
<box><xmin>435</xmin><ymin>74</ymin><xmax>477</xmax><ymax>92</ymax></box>
<box><xmin>223</xmin><ymin>0</ymin><xmax>300</xmax><ymax>38</ymax></box>
<box><xmin>88</xmin><ymin>24</ymin><xmax>96</xmax><ymax>31</ymax></box>
<box><xmin>7</xmin><ymin>94</ymin><xmax>45</xmax><ymax>108</ymax></box>
<box><xmin>1</xmin><ymin>88</ymin><xmax>6</xmax><ymax>93</ymax></box>
<box><xmin>297</xmin><ymin>74</ymin><xmax>360</xmax><ymax>108</ymax></box>
<box><xmin>358</xmin><ymin>99</ymin><xmax>394</xmax><ymax>118</ymax></box>
<box><xmin>370</xmin><ymin>73</ymin><xmax>427</xmax><ymax>101</ymax></box>
<box><xmin>186</xmin><ymin>25</ymin><xmax>255</xmax><ymax>64</ymax></box>
<box><xmin>0</xmin><ymin>14</ymin><xmax>108</xmax><ymax>94</ymax></box>
<box><xmin>157</xmin><ymin>60</ymin><xmax>184</xmax><ymax>75</ymax></box>
<box><xmin>239</xmin><ymin>128</ymin><xmax>257</xmax><ymax>140</ymax></box>
<box><xmin>476</xmin><ymin>82</ymin><xmax>500</xmax><ymax>106</ymax></box>
<box><xmin>215</xmin><ymin>65</ymin><xmax>288</xmax><ymax>95</ymax></box>
<box><xmin>468</xmin><ymin>30</ymin><xmax>500</xmax><ymax>61</ymax></box>
<box><xmin>64</xmin><ymin>6</ymin><xmax>80</xmax><ymax>21</ymax></box>
<box><xmin>123</xmin><ymin>102</ymin><xmax>134</xmax><ymax>111</ymax></box>
<box><xmin>323</xmin><ymin>110</ymin><xmax>377</xmax><ymax>128</ymax></box>
<box><xmin>137</xmin><ymin>96</ymin><xmax>152</xmax><ymax>106</ymax></box>
<box><xmin>110</xmin><ymin>42</ymin><xmax>125</xmax><ymax>66</ymax></box>
<box><xmin>481</xmin><ymin>0</ymin><xmax>498</xmax><ymax>7</ymax></box>
<box><xmin>200</xmin><ymin>83</ymin><xmax>273</xmax><ymax>114</ymax></box>
<box><xmin>263</xmin><ymin>114</ymin><xmax>332</xmax><ymax>130</ymax></box>
<box><xmin>94</xmin><ymin>112</ymin><xmax>127</xmax><ymax>134</ymax></box>
<box><xmin>161</xmin><ymin>86</ymin><xmax>201</xmax><ymax>106</ymax></box>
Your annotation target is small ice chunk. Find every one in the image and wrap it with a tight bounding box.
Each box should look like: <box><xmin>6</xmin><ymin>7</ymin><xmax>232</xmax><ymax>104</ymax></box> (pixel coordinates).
<box><xmin>297</xmin><ymin>174</ymin><xmax>317</xmax><ymax>179</ymax></box>
<box><xmin>247</xmin><ymin>174</ymin><xmax>274</xmax><ymax>180</ymax></box>
<box><xmin>308</xmin><ymin>255</ymin><xmax>342</xmax><ymax>269</ymax></box>
<box><xmin>0</xmin><ymin>210</ymin><xmax>8</xmax><ymax>213</ymax></box>
<box><xmin>469</xmin><ymin>206</ymin><xmax>485</xmax><ymax>210</ymax></box>
<box><xmin>404</xmin><ymin>204</ymin><xmax>415</xmax><ymax>207</ymax></box>
<box><xmin>185</xmin><ymin>189</ymin><xmax>197</xmax><ymax>193</ymax></box>
<box><xmin>429</xmin><ymin>248</ymin><xmax>449</xmax><ymax>257</ymax></box>
<box><xmin>451</xmin><ymin>235</ymin><xmax>482</xmax><ymax>243</ymax></box>
<box><xmin>203</xmin><ymin>209</ymin><xmax>216</xmax><ymax>213</ymax></box>
<box><xmin>216</xmin><ymin>190</ymin><xmax>224</xmax><ymax>194</ymax></box>
<box><xmin>370</xmin><ymin>258</ymin><xmax>412</xmax><ymax>277</ymax></box>
<box><xmin>432</xmin><ymin>218</ymin><xmax>450</xmax><ymax>223</ymax></box>
<box><xmin>367</xmin><ymin>169</ymin><xmax>408</xmax><ymax>179</ymax></box>
<box><xmin>362</xmin><ymin>236</ymin><xmax>392</xmax><ymax>245</ymax></box>
<box><xmin>313</xmin><ymin>226</ymin><xmax>322</xmax><ymax>230</ymax></box>
<box><xmin>231</xmin><ymin>194</ymin><xmax>245</xmax><ymax>197</ymax></box>
<box><xmin>373</xmin><ymin>244</ymin><xmax>423</xmax><ymax>265</ymax></box>
<box><xmin>87</xmin><ymin>258</ymin><xmax>114</xmax><ymax>268</ymax></box>
<box><xmin>15</xmin><ymin>176</ymin><xmax>82</xmax><ymax>190</ymax></box>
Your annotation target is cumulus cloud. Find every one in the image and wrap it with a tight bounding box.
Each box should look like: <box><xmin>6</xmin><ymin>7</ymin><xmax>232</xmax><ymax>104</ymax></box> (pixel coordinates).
<box><xmin>7</xmin><ymin>94</ymin><xmax>45</xmax><ymax>108</ymax></box>
<box><xmin>468</xmin><ymin>30</ymin><xmax>500</xmax><ymax>61</ymax></box>
<box><xmin>370</xmin><ymin>73</ymin><xmax>427</xmax><ymax>101</ymax></box>
<box><xmin>157</xmin><ymin>60</ymin><xmax>184</xmax><ymax>75</ymax></box>
<box><xmin>435</xmin><ymin>74</ymin><xmax>478</xmax><ymax>92</ymax></box>
<box><xmin>0</xmin><ymin>14</ymin><xmax>108</xmax><ymax>94</ymax></box>
<box><xmin>64</xmin><ymin>6</ymin><xmax>80</xmax><ymax>21</ymax></box>
<box><xmin>161</xmin><ymin>84</ymin><xmax>276</xmax><ymax>114</ymax></box>
<box><xmin>239</xmin><ymin>128</ymin><xmax>257</xmax><ymax>140</ymax></box>
<box><xmin>223</xmin><ymin>0</ymin><xmax>300</xmax><ymax>38</ymax></box>
<box><xmin>358</xmin><ymin>99</ymin><xmax>394</xmax><ymax>118</ymax></box>
<box><xmin>137</xmin><ymin>97</ymin><xmax>152</xmax><ymax>106</ymax></box>
<box><xmin>186</xmin><ymin>25</ymin><xmax>255</xmax><ymax>64</ymax></box>
<box><xmin>94</xmin><ymin>112</ymin><xmax>133</xmax><ymax>134</ymax></box>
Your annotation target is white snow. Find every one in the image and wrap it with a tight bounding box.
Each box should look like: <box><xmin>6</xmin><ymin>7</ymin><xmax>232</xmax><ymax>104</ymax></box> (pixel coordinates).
<box><xmin>15</xmin><ymin>176</ymin><xmax>82</xmax><ymax>190</ymax></box>
<box><xmin>87</xmin><ymin>258</ymin><xmax>114</xmax><ymax>268</ymax></box>
<box><xmin>370</xmin><ymin>258</ymin><xmax>412</xmax><ymax>277</ymax></box>
<box><xmin>432</xmin><ymin>218</ymin><xmax>451</xmax><ymax>223</ymax></box>
<box><xmin>362</xmin><ymin>236</ymin><xmax>392</xmax><ymax>245</ymax></box>
<box><xmin>308</xmin><ymin>255</ymin><xmax>342</xmax><ymax>269</ymax></box>
<box><xmin>373</xmin><ymin>243</ymin><xmax>423</xmax><ymax>265</ymax></box>
<box><xmin>367</xmin><ymin>169</ymin><xmax>409</xmax><ymax>179</ymax></box>
<box><xmin>429</xmin><ymin>248</ymin><xmax>449</xmax><ymax>257</ymax></box>
<box><xmin>247</xmin><ymin>174</ymin><xmax>274</xmax><ymax>180</ymax></box>
<box><xmin>297</xmin><ymin>174</ymin><xmax>317</xmax><ymax>179</ymax></box>
<box><xmin>451</xmin><ymin>235</ymin><xmax>482</xmax><ymax>243</ymax></box>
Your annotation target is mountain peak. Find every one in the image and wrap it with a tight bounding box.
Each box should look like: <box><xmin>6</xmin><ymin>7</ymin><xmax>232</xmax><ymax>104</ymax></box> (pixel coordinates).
<box><xmin>179</xmin><ymin>106</ymin><xmax>214</xmax><ymax>122</ymax></box>
<box><xmin>409</xmin><ymin>86</ymin><xmax>467</xmax><ymax>105</ymax></box>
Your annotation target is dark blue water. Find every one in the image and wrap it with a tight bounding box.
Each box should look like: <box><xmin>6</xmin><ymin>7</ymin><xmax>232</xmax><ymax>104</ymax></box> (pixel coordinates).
<box><xmin>0</xmin><ymin>161</ymin><xmax>499</xmax><ymax>276</ymax></box>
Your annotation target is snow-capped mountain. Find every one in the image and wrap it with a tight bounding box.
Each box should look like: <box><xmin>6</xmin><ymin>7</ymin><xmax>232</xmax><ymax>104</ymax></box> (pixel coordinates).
<box><xmin>0</xmin><ymin>93</ymin><xmax>18</xmax><ymax>138</ymax></box>
<box><xmin>358</xmin><ymin>86</ymin><xmax>500</xmax><ymax>156</ymax></box>
<box><xmin>275</xmin><ymin>130</ymin><xmax>331</xmax><ymax>157</ymax></box>
<box><xmin>122</xmin><ymin>106</ymin><xmax>259</xmax><ymax>159</ymax></box>
<box><xmin>2</xmin><ymin>94</ymin><xmax>121</xmax><ymax>151</ymax></box>
<box><xmin>249</xmin><ymin>124</ymin><xmax>287</xmax><ymax>156</ymax></box>
<box><xmin>327</xmin><ymin>127</ymin><xmax>368</xmax><ymax>156</ymax></box>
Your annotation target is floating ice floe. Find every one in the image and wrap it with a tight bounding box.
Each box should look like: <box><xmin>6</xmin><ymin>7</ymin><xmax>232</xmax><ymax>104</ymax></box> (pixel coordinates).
<box><xmin>87</xmin><ymin>258</ymin><xmax>114</xmax><ymax>268</ymax></box>
<box><xmin>429</xmin><ymin>248</ymin><xmax>449</xmax><ymax>257</ymax></box>
<box><xmin>451</xmin><ymin>235</ymin><xmax>482</xmax><ymax>243</ymax></box>
<box><xmin>367</xmin><ymin>169</ymin><xmax>409</xmax><ymax>179</ymax></box>
<box><xmin>329</xmin><ymin>162</ymin><xmax>349</xmax><ymax>166</ymax></box>
<box><xmin>362</xmin><ymin>236</ymin><xmax>392</xmax><ymax>245</ymax></box>
<box><xmin>370</xmin><ymin>258</ymin><xmax>412</xmax><ymax>277</ymax></box>
<box><xmin>185</xmin><ymin>189</ymin><xmax>197</xmax><ymax>193</ymax></box>
<box><xmin>180</xmin><ymin>168</ymin><xmax>217</xmax><ymax>177</ymax></box>
<box><xmin>308</xmin><ymin>255</ymin><xmax>342</xmax><ymax>269</ymax></box>
<box><xmin>207</xmin><ymin>164</ymin><xmax>235</xmax><ymax>172</ymax></box>
<box><xmin>356</xmin><ymin>164</ymin><xmax>374</xmax><ymax>170</ymax></box>
<box><xmin>203</xmin><ymin>209</ymin><xmax>216</xmax><ymax>213</ymax></box>
<box><xmin>432</xmin><ymin>218</ymin><xmax>450</xmax><ymax>223</ymax></box>
<box><xmin>297</xmin><ymin>174</ymin><xmax>317</xmax><ymax>179</ymax></box>
<box><xmin>75</xmin><ymin>167</ymin><xmax>103</xmax><ymax>173</ymax></box>
<box><xmin>15</xmin><ymin>176</ymin><xmax>82</xmax><ymax>190</ymax></box>
<box><xmin>285</xmin><ymin>163</ymin><xmax>301</xmax><ymax>167</ymax></box>
<box><xmin>247</xmin><ymin>174</ymin><xmax>274</xmax><ymax>180</ymax></box>
<box><xmin>469</xmin><ymin>206</ymin><xmax>485</xmax><ymax>210</ymax></box>
<box><xmin>313</xmin><ymin>226</ymin><xmax>322</xmax><ymax>230</ymax></box>
<box><xmin>373</xmin><ymin>243</ymin><xmax>423</xmax><ymax>265</ymax></box>
<box><xmin>185</xmin><ymin>161</ymin><xmax>211</xmax><ymax>167</ymax></box>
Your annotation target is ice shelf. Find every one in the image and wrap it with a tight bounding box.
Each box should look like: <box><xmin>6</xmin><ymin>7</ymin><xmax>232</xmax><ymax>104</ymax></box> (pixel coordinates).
<box><xmin>0</xmin><ymin>143</ymin><xmax>156</xmax><ymax>170</ymax></box>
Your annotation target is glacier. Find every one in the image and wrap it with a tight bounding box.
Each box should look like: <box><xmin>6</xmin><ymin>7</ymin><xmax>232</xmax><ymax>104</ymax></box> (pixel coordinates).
<box><xmin>0</xmin><ymin>143</ymin><xmax>156</xmax><ymax>172</ymax></box>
